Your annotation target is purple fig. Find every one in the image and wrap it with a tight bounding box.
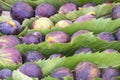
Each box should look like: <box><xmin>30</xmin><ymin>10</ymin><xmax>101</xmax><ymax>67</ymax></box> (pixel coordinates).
<box><xmin>102</xmin><ymin>67</ymin><xmax>119</xmax><ymax>80</ymax></box>
<box><xmin>0</xmin><ymin>69</ymin><xmax>12</xmax><ymax>79</ymax></box>
<box><xmin>0</xmin><ymin>35</ymin><xmax>20</xmax><ymax>48</ymax></box>
<box><xmin>45</xmin><ymin>31</ymin><xmax>70</xmax><ymax>44</ymax></box>
<box><xmin>23</xmin><ymin>51</ymin><xmax>45</xmax><ymax>63</ymax></box>
<box><xmin>10</xmin><ymin>1</ymin><xmax>34</xmax><ymax>23</ymax></box>
<box><xmin>82</xmin><ymin>2</ymin><xmax>96</xmax><ymax>8</ymax></box>
<box><xmin>59</xmin><ymin>3</ymin><xmax>77</xmax><ymax>14</ymax></box>
<box><xmin>21</xmin><ymin>32</ymin><xmax>44</xmax><ymax>44</ymax></box>
<box><xmin>75</xmin><ymin>62</ymin><xmax>100</xmax><ymax>80</ymax></box>
<box><xmin>55</xmin><ymin>20</ymin><xmax>72</xmax><ymax>28</ymax></box>
<box><xmin>97</xmin><ymin>32</ymin><xmax>115</xmax><ymax>42</ymax></box>
<box><xmin>31</xmin><ymin>17</ymin><xmax>54</xmax><ymax>31</ymax></box>
<box><xmin>102</xmin><ymin>49</ymin><xmax>119</xmax><ymax>54</ymax></box>
<box><xmin>19</xmin><ymin>63</ymin><xmax>43</xmax><ymax>79</ymax></box>
<box><xmin>49</xmin><ymin>53</ymin><xmax>63</xmax><ymax>59</ymax></box>
<box><xmin>0</xmin><ymin>20</ymin><xmax>22</xmax><ymax>35</ymax></box>
<box><xmin>35</xmin><ymin>3</ymin><xmax>57</xmax><ymax>17</ymax></box>
<box><xmin>74</xmin><ymin>14</ymin><xmax>95</xmax><ymax>23</ymax></box>
<box><xmin>0</xmin><ymin>47</ymin><xmax>22</xmax><ymax>64</ymax></box>
<box><xmin>71</xmin><ymin>30</ymin><xmax>89</xmax><ymax>39</ymax></box>
<box><xmin>51</xmin><ymin>67</ymin><xmax>73</xmax><ymax>80</ymax></box>
<box><xmin>75</xmin><ymin>47</ymin><xmax>94</xmax><ymax>54</ymax></box>
<box><xmin>112</xmin><ymin>5</ymin><xmax>120</xmax><ymax>20</ymax></box>
<box><xmin>115</xmin><ymin>28</ymin><xmax>120</xmax><ymax>41</ymax></box>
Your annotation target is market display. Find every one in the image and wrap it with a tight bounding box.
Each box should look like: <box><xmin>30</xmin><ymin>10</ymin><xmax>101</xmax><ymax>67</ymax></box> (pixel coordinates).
<box><xmin>1</xmin><ymin>0</ymin><xmax>120</xmax><ymax>80</ymax></box>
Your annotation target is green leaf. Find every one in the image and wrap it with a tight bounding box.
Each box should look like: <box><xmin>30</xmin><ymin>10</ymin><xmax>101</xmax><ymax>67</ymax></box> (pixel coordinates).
<box><xmin>0</xmin><ymin>0</ymin><xmax>12</xmax><ymax>10</ymax></box>
<box><xmin>15</xmin><ymin>31</ymin><xmax>120</xmax><ymax>56</ymax></box>
<box><xmin>66</xmin><ymin>3</ymin><xmax>119</xmax><ymax>20</ymax></box>
<box><xmin>17</xmin><ymin>26</ymin><xmax>29</xmax><ymax>37</ymax></box>
<box><xmin>27</xmin><ymin>17</ymin><xmax>120</xmax><ymax>37</ymax></box>
<box><xmin>115</xmin><ymin>76</ymin><xmax>120</xmax><ymax>80</ymax></box>
<box><xmin>0</xmin><ymin>62</ymin><xmax>21</xmax><ymax>70</ymax></box>
<box><xmin>6</xmin><ymin>77</ymin><xmax>13</xmax><ymax>80</ymax></box>
<box><xmin>50</xmin><ymin>14</ymin><xmax>69</xmax><ymax>23</ymax></box>
<box><xmin>50</xmin><ymin>18</ymin><xmax>120</xmax><ymax>35</ymax></box>
<box><xmin>41</xmin><ymin>76</ymin><xmax>57</xmax><ymax>80</ymax></box>
<box><xmin>21</xmin><ymin>17</ymin><xmax>39</xmax><ymax>28</ymax></box>
<box><xmin>1</xmin><ymin>0</ymin><xmax>108</xmax><ymax>10</ymax></box>
<box><xmin>35</xmin><ymin>53</ymin><xmax>120</xmax><ymax>76</ymax></box>
<box><xmin>12</xmin><ymin>70</ymin><xmax>34</xmax><ymax>80</ymax></box>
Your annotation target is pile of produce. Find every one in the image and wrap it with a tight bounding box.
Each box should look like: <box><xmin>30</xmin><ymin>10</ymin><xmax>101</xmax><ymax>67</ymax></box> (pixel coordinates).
<box><xmin>1</xmin><ymin>0</ymin><xmax>120</xmax><ymax>80</ymax></box>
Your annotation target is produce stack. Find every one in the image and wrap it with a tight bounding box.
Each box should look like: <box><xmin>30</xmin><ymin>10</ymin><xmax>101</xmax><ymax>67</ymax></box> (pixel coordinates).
<box><xmin>1</xmin><ymin>0</ymin><xmax>120</xmax><ymax>80</ymax></box>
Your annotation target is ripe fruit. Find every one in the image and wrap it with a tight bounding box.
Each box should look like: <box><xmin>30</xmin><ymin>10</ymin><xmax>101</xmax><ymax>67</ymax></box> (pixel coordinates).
<box><xmin>0</xmin><ymin>20</ymin><xmax>22</xmax><ymax>35</ymax></box>
<box><xmin>35</xmin><ymin>3</ymin><xmax>57</xmax><ymax>17</ymax></box>
<box><xmin>97</xmin><ymin>32</ymin><xmax>115</xmax><ymax>42</ymax></box>
<box><xmin>55</xmin><ymin>20</ymin><xmax>72</xmax><ymax>28</ymax></box>
<box><xmin>59</xmin><ymin>3</ymin><xmax>77</xmax><ymax>14</ymax></box>
<box><xmin>74</xmin><ymin>14</ymin><xmax>95</xmax><ymax>23</ymax></box>
<box><xmin>21</xmin><ymin>32</ymin><xmax>44</xmax><ymax>44</ymax></box>
<box><xmin>31</xmin><ymin>17</ymin><xmax>54</xmax><ymax>31</ymax></box>
<box><xmin>102</xmin><ymin>67</ymin><xmax>119</xmax><ymax>80</ymax></box>
<box><xmin>115</xmin><ymin>28</ymin><xmax>120</xmax><ymax>41</ymax></box>
<box><xmin>75</xmin><ymin>62</ymin><xmax>100</xmax><ymax>80</ymax></box>
<box><xmin>51</xmin><ymin>67</ymin><xmax>73</xmax><ymax>80</ymax></box>
<box><xmin>23</xmin><ymin>51</ymin><xmax>45</xmax><ymax>62</ymax></box>
<box><xmin>49</xmin><ymin>53</ymin><xmax>63</xmax><ymax>59</ymax></box>
<box><xmin>19</xmin><ymin>63</ymin><xmax>43</xmax><ymax>79</ymax></box>
<box><xmin>102</xmin><ymin>49</ymin><xmax>119</xmax><ymax>54</ymax></box>
<box><xmin>112</xmin><ymin>5</ymin><xmax>120</xmax><ymax>20</ymax></box>
<box><xmin>75</xmin><ymin>47</ymin><xmax>94</xmax><ymax>54</ymax></box>
<box><xmin>82</xmin><ymin>2</ymin><xmax>96</xmax><ymax>8</ymax></box>
<box><xmin>0</xmin><ymin>35</ymin><xmax>20</xmax><ymax>47</ymax></box>
<box><xmin>45</xmin><ymin>31</ymin><xmax>70</xmax><ymax>44</ymax></box>
<box><xmin>0</xmin><ymin>69</ymin><xmax>12</xmax><ymax>79</ymax></box>
<box><xmin>10</xmin><ymin>1</ymin><xmax>34</xmax><ymax>23</ymax></box>
<box><xmin>71</xmin><ymin>30</ymin><xmax>89</xmax><ymax>39</ymax></box>
<box><xmin>0</xmin><ymin>47</ymin><xmax>22</xmax><ymax>64</ymax></box>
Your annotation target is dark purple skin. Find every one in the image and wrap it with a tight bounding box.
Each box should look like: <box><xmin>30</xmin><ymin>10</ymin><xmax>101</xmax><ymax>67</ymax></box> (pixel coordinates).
<box><xmin>35</xmin><ymin>3</ymin><xmax>57</xmax><ymax>17</ymax></box>
<box><xmin>82</xmin><ymin>2</ymin><xmax>96</xmax><ymax>8</ymax></box>
<box><xmin>97</xmin><ymin>32</ymin><xmax>116</xmax><ymax>42</ymax></box>
<box><xmin>0</xmin><ymin>35</ymin><xmax>20</xmax><ymax>48</ymax></box>
<box><xmin>45</xmin><ymin>31</ymin><xmax>70</xmax><ymax>44</ymax></box>
<box><xmin>59</xmin><ymin>3</ymin><xmax>77</xmax><ymax>14</ymax></box>
<box><xmin>75</xmin><ymin>62</ymin><xmax>100</xmax><ymax>80</ymax></box>
<box><xmin>75</xmin><ymin>48</ymin><xmax>94</xmax><ymax>54</ymax></box>
<box><xmin>0</xmin><ymin>20</ymin><xmax>22</xmax><ymax>35</ymax></box>
<box><xmin>102</xmin><ymin>67</ymin><xmax>119</xmax><ymax>80</ymax></box>
<box><xmin>19</xmin><ymin>63</ymin><xmax>43</xmax><ymax>79</ymax></box>
<box><xmin>102</xmin><ymin>49</ymin><xmax>119</xmax><ymax>54</ymax></box>
<box><xmin>0</xmin><ymin>69</ymin><xmax>12</xmax><ymax>79</ymax></box>
<box><xmin>10</xmin><ymin>1</ymin><xmax>34</xmax><ymax>23</ymax></box>
<box><xmin>49</xmin><ymin>54</ymin><xmax>63</xmax><ymax>59</ymax></box>
<box><xmin>23</xmin><ymin>51</ymin><xmax>45</xmax><ymax>63</ymax></box>
<box><xmin>112</xmin><ymin>5</ymin><xmax>120</xmax><ymax>20</ymax></box>
<box><xmin>21</xmin><ymin>32</ymin><xmax>44</xmax><ymax>44</ymax></box>
<box><xmin>0</xmin><ymin>47</ymin><xmax>22</xmax><ymax>64</ymax></box>
<box><xmin>51</xmin><ymin>67</ymin><xmax>73</xmax><ymax>80</ymax></box>
<box><xmin>71</xmin><ymin>30</ymin><xmax>89</xmax><ymax>39</ymax></box>
<box><xmin>75</xmin><ymin>14</ymin><xmax>95</xmax><ymax>23</ymax></box>
<box><xmin>115</xmin><ymin>28</ymin><xmax>120</xmax><ymax>41</ymax></box>
<box><xmin>0</xmin><ymin>5</ymin><xmax>2</xmax><ymax>16</ymax></box>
